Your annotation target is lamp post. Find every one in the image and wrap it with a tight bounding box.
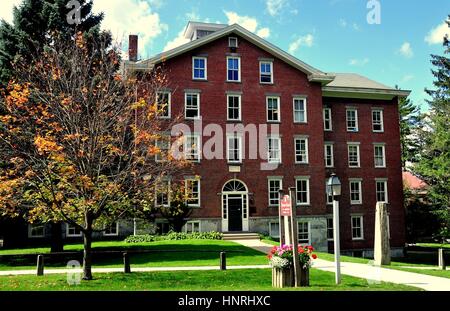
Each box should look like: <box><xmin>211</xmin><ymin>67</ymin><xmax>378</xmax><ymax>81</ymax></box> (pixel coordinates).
<box><xmin>327</xmin><ymin>173</ymin><xmax>341</xmax><ymax>285</ymax></box>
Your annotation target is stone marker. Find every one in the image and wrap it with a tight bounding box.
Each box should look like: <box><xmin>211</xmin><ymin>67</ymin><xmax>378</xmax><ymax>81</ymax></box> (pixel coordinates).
<box><xmin>374</xmin><ymin>202</ymin><xmax>391</xmax><ymax>266</ymax></box>
<box><xmin>36</xmin><ymin>254</ymin><xmax>44</xmax><ymax>276</ymax></box>
<box><xmin>438</xmin><ymin>248</ymin><xmax>446</xmax><ymax>270</ymax></box>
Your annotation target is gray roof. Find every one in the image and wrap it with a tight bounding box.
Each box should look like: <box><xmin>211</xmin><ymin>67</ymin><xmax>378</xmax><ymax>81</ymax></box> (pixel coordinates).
<box><xmin>327</xmin><ymin>73</ymin><xmax>395</xmax><ymax>90</ymax></box>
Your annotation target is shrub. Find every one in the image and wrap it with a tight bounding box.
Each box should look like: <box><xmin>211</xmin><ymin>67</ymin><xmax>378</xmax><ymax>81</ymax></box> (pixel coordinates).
<box><xmin>124</xmin><ymin>231</ymin><xmax>223</xmax><ymax>243</ymax></box>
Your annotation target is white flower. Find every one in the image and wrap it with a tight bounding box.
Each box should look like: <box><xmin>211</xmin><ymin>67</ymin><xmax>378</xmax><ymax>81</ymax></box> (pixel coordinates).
<box><xmin>270</xmin><ymin>256</ymin><xmax>291</xmax><ymax>269</ymax></box>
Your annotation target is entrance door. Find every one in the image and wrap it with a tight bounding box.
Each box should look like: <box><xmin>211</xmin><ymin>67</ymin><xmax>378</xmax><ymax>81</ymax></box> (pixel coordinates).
<box><xmin>228</xmin><ymin>196</ymin><xmax>243</xmax><ymax>232</ymax></box>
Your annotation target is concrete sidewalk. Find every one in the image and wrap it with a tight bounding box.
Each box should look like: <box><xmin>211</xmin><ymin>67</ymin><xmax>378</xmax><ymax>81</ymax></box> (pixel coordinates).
<box><xmin>232</xmin><ymin>239</ymin><xmax>450</xmax><ymax>291</ymax></box>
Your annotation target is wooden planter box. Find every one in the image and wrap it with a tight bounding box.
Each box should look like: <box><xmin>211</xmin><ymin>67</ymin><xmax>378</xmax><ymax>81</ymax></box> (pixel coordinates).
<box><xmin>272</xmin><ymin>267</ymin><xmax>310</xmax><ymax>288</ymax></box>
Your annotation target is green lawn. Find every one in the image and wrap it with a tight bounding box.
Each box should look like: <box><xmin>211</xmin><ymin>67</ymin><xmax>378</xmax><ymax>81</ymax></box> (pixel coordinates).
<box><xmin>415</xmin><ymin>243</ymin><xmax>450</xmax><ymax>249</ymax></box>
<box><xmin>0</xmin><ymin>268</ymin><xmax>420</xmax><ymax>291</ymax></box>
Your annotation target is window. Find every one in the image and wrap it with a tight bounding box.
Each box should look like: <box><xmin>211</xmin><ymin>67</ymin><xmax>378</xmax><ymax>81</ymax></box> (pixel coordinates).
<box><xmin>324</xmin><ymin>143</ymin><xmax>334</xmax><ymax>168</ymax></box>
<box><xmin>376</xmin><ymin>180</ymin><xmax>388</xmax><ymax>203</ymax></box>
<box><xmin>184</xmin><ymin>135</ymin><xmax>201</xmax><ymax>162</ymax></box>
<box><xmin>227</xmin><ymin>56</ymin><xmax>240</xmax><ymax>82</ymax></box>
<box><xmin>229</xmin><ymin>37</ymin><xmax>238</xmax><ymax>48</ymax></box>
<box><xmin>227</xmin><ymin>134</ymin><xmax>242</xmax><ymax>163</ymax></box>
<box><xmin>267</xmin><ymin>136</ymin><xmax>281</xmax><ymax>163</ymax></box>
<box><xmin>185</xmin><ymin>221</ymin><xmax>201</xmax><ymax>233</ymax></box>
<box><xmin>372</xmin><ymin>109</ymin><xmax>384</xmax><ymax>132</ymax></box>
<box><xmin>348</xmin><ymin>144</ymin><xmax>360</xmax><ymax>168</ymax></box>
<box><xmin>29</xmin><ymin>224</ymin><xmax>45</xmax><ymax>238</ymax></box>
<box><xmin>227</xmin><ymin>95</ymin><xmax>241</xmax><ymax>121</ymax></box>
<box><xmin>156</xmin><ymin>180</ymin><xmax>170</xmax><ymax>207</ymax></box>
<box><xmin>374</xmin><ymin>144</ymin><xmax>386</xmax><ymax>168</ymax></box>
<box><xmin>156</xmin><ymin>92</ymin><xmax>171</xmax><ymax>118</ymax></box>
<box><xmin>349</xmin><ymin>180</ymin><xmax>362</xmax><ymax>204</ymax></box>
<box><xmin>294</xmin><ymin>137</ymin><xmax>309</xmax><ymax>164</ymax></box>
<box><xmin>323</xmin><ymin>108</ymin><xmax>332</xmax><ymax>131</ymax></box>
<box><xmin>267</xmin><ymin>97</ymin><xmax>280</xmax><ymax>122</ymax></box>
<box><xmin>326</xmin><ymin>182</ymin><xmax>333</xmax><ymax>205</ymax></box>
<box><xmin>156</xmin><ymin>222</ymin><xmax>170</xmax><ymax>235</ymax></box>
<box><xmin>327</xmin><ymin>218</ymin><xmax>333</xmax><ymax>240</ymax></box>
<box><xmin>192</xmin><ymin>57</ymin><xmax>207</xmax><ymax>80</ymax></box>
<box><xmin>295</xmin><ymin>177</ymin><xmax>310</xmax><ymax>205</ymax></box>
<box><xmin>346</xmin><ymin>108</ymin><xmax>358</xmax><ymax>132</ymax></box>
<box><xmin>269</xmin><ymin>222</ymin><xmax>280</xmax><ymax>238</ymax></box>
<box><xmin>185</xmin><ymin>178</ymin><xmax>200</xmax><ymax>207</ymax></box>
<box><xmin>104</xmin><ymin>222</ymin><xmax>119</xmax><ymax>236</ymax></box>
<box><xmin>260</xmin><ymin>61</ymin><xmax>273</xmax><ymax>83</ymax></box>
<box><xmin>298</xmin><ymin>221</ymin><xmax>310</xmax><ymax>243</ymax></box>
<box><xmin>351</xmin><ymin>216</ymin><xmax>364</xmax><ymax>240</ymax></box>
<box><xmin>293</xmin><ymin>98</ymin><xmax>307</xmax><ymax>123</ymax></box>
<box><xmin>268</xmin><ymin>178</ymin><xmax>282</xmax><ymax>206</ymax></box>
<box><xmin>185</xmin><ymin>93</ymin><xmax>200</xmax><ymax>119</ymax></box>
<box><xmin>155</xmin><ymin>135</ymin><xmax>170</xmax><ymax>162</ymax></box>
<box><xmin>66</xmin><ymin>224</ymin><xmax>82</xmax><ymax>237</ymax></box>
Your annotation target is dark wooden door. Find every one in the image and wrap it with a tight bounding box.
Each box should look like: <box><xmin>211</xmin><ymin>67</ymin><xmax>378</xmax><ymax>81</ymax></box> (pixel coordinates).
<box><xmin>228</xmin><ymin>197</ymin><xmax>243</xmax><ymax>232</ymax></box>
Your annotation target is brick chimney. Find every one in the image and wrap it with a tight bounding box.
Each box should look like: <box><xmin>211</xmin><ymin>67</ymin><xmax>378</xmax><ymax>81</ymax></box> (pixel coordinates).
<box><xmin>128</xmin><ymin>35</ymin><xmax>138</xmax><ymax>62</ymax></box>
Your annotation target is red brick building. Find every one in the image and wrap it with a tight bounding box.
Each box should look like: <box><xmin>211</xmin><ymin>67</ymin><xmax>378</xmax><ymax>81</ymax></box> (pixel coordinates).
<box><xmin>125</xmin><ymin>22</ymin><xmax>410</xmax><ymax>256</ymax></box>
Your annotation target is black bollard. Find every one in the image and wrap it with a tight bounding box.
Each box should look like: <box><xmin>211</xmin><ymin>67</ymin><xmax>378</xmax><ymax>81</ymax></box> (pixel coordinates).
<box><xmin>36</xmin><ymin>255</ymin><xmax>44</xmax><ymax>276</ymax></box>
<box><xmin>220</xmin><ymin>252</ymin><xmax>226</xmax><ymax>270</ymax></box>
<box><xmin>123</xmin><ymin>252</ymin><xmax>131</xmax><ymax>273</ymax></box>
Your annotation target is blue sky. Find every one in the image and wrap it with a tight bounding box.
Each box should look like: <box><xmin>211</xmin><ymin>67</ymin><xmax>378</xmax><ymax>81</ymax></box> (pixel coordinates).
<box><xmin>1</xmin><ymin>0</ymin><xmax>449</xmax><ymax>111</ymax></box>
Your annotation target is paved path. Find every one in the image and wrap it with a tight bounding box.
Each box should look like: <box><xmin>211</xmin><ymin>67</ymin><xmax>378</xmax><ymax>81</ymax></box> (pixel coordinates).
<box><xmin>231</xmin><ymin>239</ymin><xmax>450</xmax><ymax>291</ymax></box>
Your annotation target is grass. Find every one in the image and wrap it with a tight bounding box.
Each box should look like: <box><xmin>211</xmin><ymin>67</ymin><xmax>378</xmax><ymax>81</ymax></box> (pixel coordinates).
<box><xmin>384</xmin><ymin>266</ymin><xmax>450</xmax><ymax>279</ymax></box>
<box><xmin>0</xmin><ymin>268</ymin><xmax>421</xmax><ymax>291</ymax></box>
<box><xmin>415</xmin><ymin>243</ymin><xmax>450</xmax><ymax>249</ymax></box>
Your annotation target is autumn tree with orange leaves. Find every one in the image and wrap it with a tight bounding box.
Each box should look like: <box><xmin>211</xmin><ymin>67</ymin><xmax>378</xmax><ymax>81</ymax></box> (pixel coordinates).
<box><xmin>0</xmin><ymin>32</ymin><xmax>190</xmax><ymax>280</ymax></box>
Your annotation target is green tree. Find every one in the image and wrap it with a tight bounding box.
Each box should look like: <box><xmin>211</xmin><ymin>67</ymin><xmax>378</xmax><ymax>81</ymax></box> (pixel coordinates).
<box><xmin>414</xmin><ymin>16</ymin><xmax>450</xmax><ymax>242</ymax></box>
<box><xmin>398</xmin><ymin>96</ymin><xmax>420</xmax><ymax>168</ymax></box>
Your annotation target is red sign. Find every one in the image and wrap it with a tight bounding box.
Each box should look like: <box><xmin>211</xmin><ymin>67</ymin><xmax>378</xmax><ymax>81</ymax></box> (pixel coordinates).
<box><xmin>280</xmin><ymin>195</ymin><xmax>292</xmax><ymax>216</ymax></box>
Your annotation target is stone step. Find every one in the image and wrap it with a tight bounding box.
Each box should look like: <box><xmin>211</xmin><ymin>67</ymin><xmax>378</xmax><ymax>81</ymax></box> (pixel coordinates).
<box><xmin>223</xmin><ymin>232</ymin><xmax>261</xmax><ymax>240</ymax></box>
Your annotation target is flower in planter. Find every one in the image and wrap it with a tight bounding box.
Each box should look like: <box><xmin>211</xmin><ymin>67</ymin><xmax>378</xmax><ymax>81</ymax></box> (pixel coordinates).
<box><xmin>268</xmin><ymin>244</ymin><xmax>318</xmax><ymax>269</ymax></box>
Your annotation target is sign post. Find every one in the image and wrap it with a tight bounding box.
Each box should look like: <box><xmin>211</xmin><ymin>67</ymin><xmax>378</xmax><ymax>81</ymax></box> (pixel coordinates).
<box><xmin>278</xmin><ymin>193</ymin><xmax>291</xmax><ymax>246</ymax></box>
<box><xmin>289</xmin><ymin>187</ymin><xmax>300</xmax><ymax>287</ymax></box>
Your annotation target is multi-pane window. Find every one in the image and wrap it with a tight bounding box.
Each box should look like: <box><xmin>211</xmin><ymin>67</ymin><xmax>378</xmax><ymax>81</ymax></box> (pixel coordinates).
<box><xmin>155</xmin><ymin>135</ymin><xmax>170</xmax><ymax>162</ymax></box>
<box><xmin>349</xmin><ymin>180</ymin><xmax>362</xmax><ymax>204</ymax></box>
<box><xmin>269</xmin><ymin>222</ymin><xmax>280</xmax><ymax>238</ymax></box>
<box><xmin>260</xmin><ymin>61</ymin><xmax>273</xmax><ymax>83</ymax></box>
<box><xmin>323</xmin><ymin>108</ymin><xmax>332</xmax><ymax>131</ymax></box>
<box><xmin>324</xmin><ymin>143</ymin><xmax>334</xmax><ymax>167</ymax></box>
<box><xmin>374</xmin><ymin>145</ymin><xmax>386</xmax><ymax>168</ymax></box>
<box><xmin>293</xmin><ymin>98</ymin><xmax>307</xmax><ymax>123</ymax></box>
<box><xmin>184</xmin><ymin>135</ymin><xmax>201</xmax><ymax>162</ymax></box>
<box><xmin>267</xmin><ymin>97</ymin><xmax>280</xmax><ymax>122</ymax></box>
<box><xmin>267</xmin><ymin>136</ymin><xmax>281</xmax><ymax>163</ymax></box>
<box><xmin>29</xmin><ymin>224</ymin><xmax>45</xmax><ymax>238</ymax></box>
<box><xmin>185</xmin><ymin>221</ymin><xmax>200</xmax><ymax>233</ymax></box>
<box><xmin>346</xmin><ymin>108</ymin><xmax>358</xmax><ymax>132</ymax></box>
<box><xmin>192</xmin><ymin>57</ymin><xmax>207</xmax><ymax>80</ymax></box>
<box><xmin>372</xmin><ymin>109</ymin><xmax>384</xmax><ymax>132</ymax></box>
<box><xmin>295</xmin><ymin>178</ymin><xmax>310</xmax><ymax>205</ymax></box>
<box><xmin>104</xmin><ymin>222</ymin><xmax>119</xmax><ymax>236</ymax></box>
<box><xmin>156</xmin><ymin>180</ymin><xmax>170</xmax><ymax>207</ymax></box>
<box><xmin>376</xmin><ymin>180</ymin><xmax>388</xmax><ymax>203</ymax></box>
<box><xmin>351</xmin><ymin>216</ymin><xmax>364</xmax><ymax>240</ymax></box>
<box><xmin>227</xmin><ymin>134</ymin><xmax>242</xmax><ymax>163</ymax></box>
<box><xmin>298</xmin><ymin>221</ymin><xmax>310</xmax><ymax>243</ymax></box>
<box><xmin>66</xmin><ymin>224</ymin><xmax>82</xmax><ymax>237</ymax></box>
<box><xmin>268</xmin><ymin>178</ymin><xmax>282</xmax><ymax>206</ymax></box>
<box><xmin>327</xmin><ymin>218</ymin><xmax>334</xmax><ymax>240</ymax></box>
<box><xmin>348</xmin><ymin>144</ymin><xmax>360</xmax><ymax>168</ymax></box>
<box><xmin>227</xmin><ymin>56</ymin><xmax>240</xmax><ymax>82</ymax></box>
<box><xmin>185</xmin><ymin>179</ymin><xmax>200</xmax><ymax>207</ymax></box>
<box><xmin>294</xmin><ymin>137</ymin><xmax>308</xmax><ymax>164</ymax></box>
<box><xmin>227</xmin><ymin>95</ymin><xmax>241</xmax><ymax>121</ymax></box>
<box><xmin>185</xmin><ymin>93</ymin><xmax>200</xmax><ymax>119</ymax></box>
<box><xmin>156</xmin><ymin>92</ymin><xmax>171</xmax><ymax>118</ymax></box>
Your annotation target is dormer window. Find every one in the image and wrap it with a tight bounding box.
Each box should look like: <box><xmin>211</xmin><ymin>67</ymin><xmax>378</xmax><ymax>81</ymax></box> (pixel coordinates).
<box><xmin>229</xmin><ymin>37</ymin><xmax>238</xmax><ymax>48</ymax></box>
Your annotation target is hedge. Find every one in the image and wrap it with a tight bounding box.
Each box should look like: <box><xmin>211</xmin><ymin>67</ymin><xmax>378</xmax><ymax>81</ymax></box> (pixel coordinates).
<box><xmin>124</xmin><ymin>231</ymin><xmax>223</xmax><ymax>243</ymax></box>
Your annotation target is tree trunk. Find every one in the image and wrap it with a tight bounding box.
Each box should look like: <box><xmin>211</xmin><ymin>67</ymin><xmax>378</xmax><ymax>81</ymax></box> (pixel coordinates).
<box><xmin>82</xmin><ymin>229</ymin><xmax>93</xmax><ymax>280</ymax></box>
<box><xmin>50</xmin><ymin>222</ymin><xmax>64</xmax><ymax>253</ymax></box>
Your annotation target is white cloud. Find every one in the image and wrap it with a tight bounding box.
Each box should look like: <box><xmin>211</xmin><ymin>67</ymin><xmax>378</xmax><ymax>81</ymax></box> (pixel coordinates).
<box><xmin>93</xmin><ymin>0</ymin><xmax>167</xmax><ymax>59</ymax></box>
<box><xmin>339</xmin><ymin>19</ymin><xmax>347</xmax><ymax>27</ymax></box>
<box><xmin>257</xmin><ymin>27</ymin><xmax>270</xmax><ymax>39</ymax></box>
<box><xmin>288</xmin><ymin>34</ymin><xmax>314</xmax><ymax>54</ymax></box>
<box><xmin>425</xmin><ymin>21</ymin><xmax>450</xmax><ymax>45</ymax></box>
<box><xmin>398</xmin><ymin>42</ymin><xmax>413</xmax><ymax>58</ymax></box>
<box><xmin>352</xmin><ymin>23</ymin><xmax>360</xmax><ymax>31</ymax></box>
<box><xmin>163</xmin><ymin>29</ymin><xmax>190</xmax><ymax>51</ymax></box>
<box><xmin>401</xmin><ymin>74</ymin><xmax>414</xmax><ymax>83</ymax></box>
<box><xmin>0</xmin><ymin>0</ymin><xmax>22</xmax><ymax>24</ymax></box>
<box><xmin>349</xmin><ymin>58</ymin><xmax>369</xmax><ymax>66</ymax></box>
<box><xmin>290</xmin><ymin>9</ymin><xmax>299</xmax><ymax>16</ymax></box>
<box><xmin>224</xmin><ymin>11</ymin><xmax>270</xmax><ymax>38</ymax></box>
<box><xmin>185</xmin><ymin>11</ymin><xmax>201</xmax><ymax>22</ymax></box>
<box><xmin>266</xmin><ymin>0</ymin><xmax>288</xmax><ymax>16</ymax></box>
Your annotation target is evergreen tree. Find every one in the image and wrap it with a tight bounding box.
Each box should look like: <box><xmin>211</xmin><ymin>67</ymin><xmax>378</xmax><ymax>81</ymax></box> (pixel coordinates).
<box><xmin>414</xmin><ymin>16</ymin><xmax>450</xmax><ymax>242</ymax></box>
<box><xmin>398</xmin><ymin>96</ymin><xmax>420</xmax><ymax>168</ymax></box>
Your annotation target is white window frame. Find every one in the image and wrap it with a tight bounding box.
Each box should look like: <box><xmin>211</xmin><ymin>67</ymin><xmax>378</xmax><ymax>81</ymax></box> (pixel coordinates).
<box><xmin>295</xmin><ymin>177</ymin><xmax>310</xmax><ymax>206</ymax></box>
<box><xmin>267</xmin><ymin>135</ymin><xmax>282</xmax><ymax>164</ymax></box>
<box><xmin>185</xmin><ymin>221</ymin><xmax>201</xmax><ymax>233</ymax></box>
<box><xmin>351</xmin><ymin>215</ymin><xmax>364</xmax><ymax>240</ymax></box>
<box><xmin>192</xmin><ymin>56</ymin><xmax>207</xmax><ymax>80</ymax></box>
<box><xmin>374</xmin><ymin>144</ymin><xmax>386</xmax><ymax>168</ymax></box>
<box><xmin>297</xmin><ymin>221</ymin><xmax>310</xmax><ymax>244</ymax></box>
<box><xmin>323</xmin><ymin>108</ymin><xmax>332</xmax><ymax>131</ymax></box>
<box><xmin>372</xmin><ymin>109</ymin><xmax>384</xmax><ymax>133</ymax></box>
<box><xmin>269</xmin><ymin>221</ymin><xmax>280</xmax><ymax>238</ymax></box>
<box><xmin>28</xmin><ymin>224</ymin><xmax>45</xmax><ymax>238</ymax></box>
<box><xmin>184</xmin><ymin>134</ymin><xmax>201</xmax><ymax>163</ymax></box>
<box><xmin>268</xmin><ymin>177</ymin><xmax>283</xmax><ymax>207</ymax></box>
<box><xmin>155</xmin><ymin>134</ymin><xmax>170</xmax><ymax>163</ymax></box>
<box><xmin>228</xmin><ymin>37</ymin><xmax>238</xmax><ymax>48</ymax></box>
<box><xmin>185</xmin><ymin>92</ymin><xmax>200</xmax><ymax>120</ymax></box>
<box><xmin>346</xmin><ymin>108</ymin><xmax>359</xmax><ymax>132</ymax></box>
<box><xmin>156</xmin><ymin>91</ymin><xmax>171</xmax><ymax>119</ymax></box>
<box><xmin>66</xmin><ymin>223</ymin><xmax>82</xmax><ymax>237</ymax></box>
<box><xmin>266</xmin><ymin>96</ymin><xmax>281</xmax><ymax>122</ymax></box>
<box><xmin>348</xmin><ymin>143</ymin><xmax>361</xmax><ymax>168</ymax></box>
<box><xmin>349</xmin><ymin>179</ymin><xmax>362</xmax><ymax>205</ymax></box>
<box><xmin>326</xmin><ymin>217</ymin><xmax>334</xmax><ymax>241</ymax></box>
<box><xmin>226</xmin><ymin>134</ymin><xmax>242</xmax><ymax>164</ymax></box>
<box><xmin>376</xmin><ymin>179</ymin><xmax>389</xmax><ymax>203</ymax></box>
<box><xmin>155</xmin><ymin>179</ymin><xmax>171</xmax><ymax>207</ymax></box>
<box><xmin>260</xmin><ymin>61</ymin><xmax>274</xmax><ymax>84</ymax></box>
<box><xmin>294</xmin><ymin>136</ymin><xmax>309</xmax><ymax>164</ymax></box>
<box><xmin>293</xmin><ymin>97</ymin><xmax>307</xmax><ymax>123</ymax></box>
<box><xmin>103</xmin><ymin>222</ymin><xmax>119</xmax><ymax>236</ymax></box>
<box><xmin>227</xmin><ymin>94</ymin><xmax>242</xmax><ymax>121</ymax></box>
<box><xmin>185</xmin><ymin>178</ymin><xmax>201</xmax><ymax>208</ymax></box>
<box><xmin>226</xmin><ymin>56</ymin><xmax>241</xmax><ymax>82</ymax></box>
<box><xmin>324</xmin><ymin>143</ymin><xmax>334</xmax><ymax>168</ymax></box>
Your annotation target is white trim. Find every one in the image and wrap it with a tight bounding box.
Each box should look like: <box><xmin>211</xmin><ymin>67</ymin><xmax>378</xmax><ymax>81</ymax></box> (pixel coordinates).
<box><xmin>351</xmin><ymin>215</ymin><xmax>364</xmax><ymax>240</ymax></box>
<box><xmin>66</xmin><ymin>223</ymin><xmax>82</xmax><ymax>237</ymax></box>
<box><xmin>155</xmin><ymin>134</ymin><xmax>170</xmax><ymax>163</ymax></box>
<box><xmin>293</xmin><ymin>96</ymin><xmax>307</xmax><ymax>123</ymax></box>
<box><xmin>156</xmin><ymin>91</ymin><xmax>171</xmax><ymax>119</ymax></box>
<box><xmin>267</xmin><ymin>178</ymin><xmax>283</xmax><ymax>207</ymax></box>
<box><xmin>295</xmin><ymin>177</ymin><xmax>310</xmax><ymax>206</ymax></box>
<box><xmin>155</xmin><ymin>179</ymin><xmax>171</xmax><ymax>208</ymax></box>
<box><xmin>103</xmin><ymin>222</ymin><xmax>119</xmax><ymax>236</ymax></box>
<box><xmin>184</xmin><ymin>134</ymin><xmax>201</xmax><ymax>163</ymax></box>
<box><xmin>375</xmin><ymin>180</ymin><xmax>389</xmax><ymax>203</ymax></box>
<box><xmin>184</xmin><ymin>92</ymin><xmax>201</xmax><ymax>120</ymax></box>
<box><xmin>221</xmin><ymin>179</ymin><xmax>250</xmax><ymax>232</ymax></box>
<box><xmin>185</xmin><ymin>178</ymin><xmax>201</xmax><ymax>208</ymax></box>
<box><xmin>347</xmin><ymin>144</ymin><xmax>361</xmax><ymax>168</ymax></box>
<box><xmin>346</xmin><ymin>108</ymin><xmax>359</xmax><ymax>132</ymax></box>
<box><xmin>259</xmin><ymin>60</ymin><xmax>274</xmax><ymax>84</ymax></box>
<box><xmin>372</xmin><ymin>109</ymin><xmax>384</xmax><ymax>133</ymax></box>
<box><xmin>226</xmin><ymin>56</ymin><xmax>241</xmax><ymax>82</ymax></box>
<box><xmin>323</xmin><ymin>108</ymin><xmax>333</xmax><ymax>131</ymax></box>
<box><xmin>349</xmin><ymin>180</ymin><xmax>363</xmax><ymax>205</ymax></box>
<box><xmin>267</xmin><ymin>135</ymin><xmax>282</xmax><ymax>164</ymax></box>
<box><xmin>297</xmin><ymin>220</ymin><xmax>310</xmax><ymax>244</ymax></box>
<box><xmin>324</xmin><ymin>143</ymin><xmax>334</xmax><ymax>168</ymax></box>
<box><xmin>185</xmin><ymin>220</ymin><xmax>201</xmax><ymax>233</ymax></box>
<box><xmin>266</xmin><ymin>96</ymin><xmax>281</xmax><ymax>122</ymax></box>
<box><xmin>227</xmin><ymin>94</ymin><xmax>242</xmax><ymax>121</ymax></box>
<box><xmin>294</xmin><ymin>136</ymin><xmax>309</xmax><ymax>164</ymax></box>
<box><xmin>228</xmin><ymin>36</ymin><xmax>239</xmax><ymax>48</ymax></box>
<box><xmin>226</xmin><ymin>134</ymin><xmax>243</xmax><ymax>164</ymax></box>
<box><xmin>192</xmin><ymin>56</ymin><xmax>207</xmax><ymax>80</ymax></box>
<box><xmin>374</xmin><ymin>144</ymin><xmax>386</xmax><ymax>168</ymax></box>
<box><xmin>28</xmin><ymin>224</ymin><xmax>45</xmax><ymax>238</ymax></box>
<box><xmin>322</xmin><ymin>86</ymin><xmax>410</xmax><ymax>100</ymax></box>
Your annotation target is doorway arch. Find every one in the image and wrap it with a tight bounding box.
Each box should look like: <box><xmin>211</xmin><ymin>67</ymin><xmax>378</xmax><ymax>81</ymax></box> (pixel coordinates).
<box><xmin>221</xmin><ymin>179</ymin><xmax>249</xmax><ymax>232</ymax></box>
